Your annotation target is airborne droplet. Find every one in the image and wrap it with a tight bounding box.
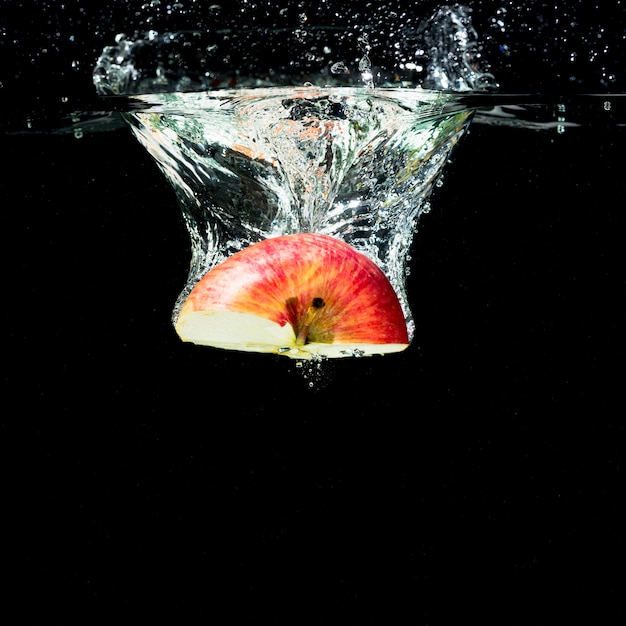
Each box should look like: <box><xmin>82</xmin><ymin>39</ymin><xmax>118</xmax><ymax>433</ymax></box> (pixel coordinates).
<box><xmin>330</xmin><ymin>61</ymin><xmax>349</xmax><ymax>75</ymax></box>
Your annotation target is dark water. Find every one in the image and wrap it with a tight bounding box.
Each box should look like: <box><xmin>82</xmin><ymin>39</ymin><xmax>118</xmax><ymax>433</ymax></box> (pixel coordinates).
<box><xmin>2</xmin><ymin>1</ymin><xmax>626</xmax><ymax>624</ymax></box>
<box><xmin>3</xmin><ymin>93</ymin><xmax>624</xmax><ymax>625</ymax></box>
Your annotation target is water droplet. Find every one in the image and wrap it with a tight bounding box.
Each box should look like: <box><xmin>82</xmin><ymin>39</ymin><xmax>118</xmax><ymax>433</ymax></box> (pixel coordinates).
<box><xmin>330</xmin><ymin>62</ymin><xmax>349</xmax><ymax>75</ymax></box>
<box><xmin>358</xmin><ymin>53</ymin><xmax>374</xmax><ymax>88</ymax></box>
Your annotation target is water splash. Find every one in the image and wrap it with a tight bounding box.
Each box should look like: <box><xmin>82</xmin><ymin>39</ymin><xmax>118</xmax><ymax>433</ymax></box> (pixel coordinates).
<box><xmin>414</xmin><ymin>4</ymin><xmax>499</xmax><ymax>92</ymax></box>
<box><xmin>122</xmin><ymin>88</ymin><xmax>472</xmax><ymax>339</ymax></box>
<box><xmin>91</xmin><ymin>4</ymin><xmax>493</xmax><ymax>357</ymax></box>
<box><xmin>93</xmin><ymin>5</ymin><xmax>498</xmax><ymax>95</ymax></box>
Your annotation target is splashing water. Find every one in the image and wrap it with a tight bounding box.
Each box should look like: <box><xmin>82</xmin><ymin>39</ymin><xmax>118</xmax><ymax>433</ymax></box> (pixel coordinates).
<box><xmin>1</xmin><ymin>1</ymin><xmax>623</xmax><ymax>385</ymax></box>
<box><xmin>123</xmin><ymin>88</ymin><xmax>472</xmax><ymax>338</ymax></box>
<box><xmin>413</xmin><ymin>4</ymin><xmax>498</xmax><ymax>92</ymax></box>
<box><xmin>90</xmin><ymin>5</ymin><xmax>490</xmax><ymax>357</ymax></box>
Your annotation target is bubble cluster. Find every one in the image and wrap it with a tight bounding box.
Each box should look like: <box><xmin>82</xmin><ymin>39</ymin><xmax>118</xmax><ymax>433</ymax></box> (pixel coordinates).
<box><xmin>294</xmin><ymin>354</ymin><xmax>328</xmax><ymax>389</ymax></box>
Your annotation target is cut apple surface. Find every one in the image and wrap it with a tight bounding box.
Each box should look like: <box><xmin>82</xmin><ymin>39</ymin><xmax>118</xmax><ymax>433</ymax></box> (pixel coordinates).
<box><xmin>175</xmin><ymin>233</ymin><xmax>410</xmax><ymax>359</ymax></box>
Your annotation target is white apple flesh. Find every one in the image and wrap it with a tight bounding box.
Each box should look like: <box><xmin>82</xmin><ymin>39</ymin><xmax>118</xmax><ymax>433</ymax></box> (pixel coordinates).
<box><xmin>175</xmin><ymin>233</ymin><xmax>410</xmax><ymax>359</ymax></box>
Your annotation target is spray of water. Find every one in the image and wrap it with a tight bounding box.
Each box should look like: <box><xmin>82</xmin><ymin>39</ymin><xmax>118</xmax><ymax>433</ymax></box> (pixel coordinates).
<box><xmin>91</xmin><ymin>4</ymin><xmax>496</xmax><ymax>378</ymax></box>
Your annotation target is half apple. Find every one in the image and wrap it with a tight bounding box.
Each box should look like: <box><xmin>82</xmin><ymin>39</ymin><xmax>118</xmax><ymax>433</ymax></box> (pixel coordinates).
<box><xmin>175</xmin><ymin>233</ymin><xmax>410</xmax><ymax>359</ymax></box>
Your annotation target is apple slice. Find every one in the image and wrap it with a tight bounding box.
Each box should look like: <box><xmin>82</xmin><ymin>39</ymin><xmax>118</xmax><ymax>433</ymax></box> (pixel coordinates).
<box><xmin>175</xmin><ymin>233</ymin><xmax>410</xmax><ymax>359</ymax></box>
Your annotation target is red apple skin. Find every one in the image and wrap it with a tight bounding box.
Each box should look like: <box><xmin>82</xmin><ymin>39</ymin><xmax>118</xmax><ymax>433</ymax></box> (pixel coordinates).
<box><xmin>177</xmin><ymin>233</ymin><xmax>409</xmax><ymax>350</ymax></box>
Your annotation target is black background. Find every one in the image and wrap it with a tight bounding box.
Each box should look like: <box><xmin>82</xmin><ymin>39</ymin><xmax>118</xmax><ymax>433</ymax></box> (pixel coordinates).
<box><xmin>2</xmin><ymin>1</ymin><xmax>625</xmax><ymax>624</ymax></box>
